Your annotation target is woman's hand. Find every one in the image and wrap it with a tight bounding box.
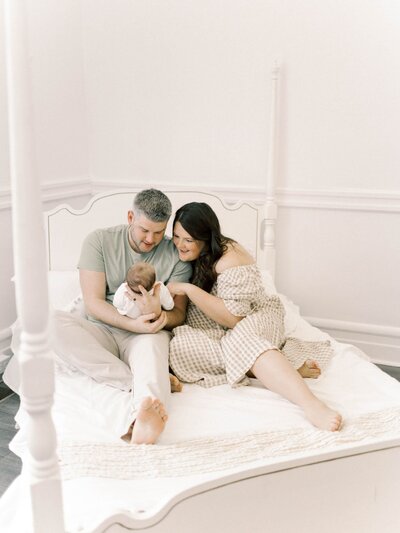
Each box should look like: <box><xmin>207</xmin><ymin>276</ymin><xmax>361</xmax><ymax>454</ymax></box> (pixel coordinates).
<box><xmin>167</xmin><ymin>282</ymin><xmax>190</xmax><ymax>297</ymax></box>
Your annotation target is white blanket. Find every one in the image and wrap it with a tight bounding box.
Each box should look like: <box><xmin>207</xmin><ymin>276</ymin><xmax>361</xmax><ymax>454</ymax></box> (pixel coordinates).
<box><xmin>9</xmin><ymin>300</ymin><xmax>400</xmax><ymax>471</ymax></box>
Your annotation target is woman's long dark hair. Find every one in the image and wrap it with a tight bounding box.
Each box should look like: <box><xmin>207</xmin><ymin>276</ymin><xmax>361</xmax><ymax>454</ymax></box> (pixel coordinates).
<box><xmin>173</xmin><ymin>202</ymin><xmax>233</xmax><ymax>292</ymax></box>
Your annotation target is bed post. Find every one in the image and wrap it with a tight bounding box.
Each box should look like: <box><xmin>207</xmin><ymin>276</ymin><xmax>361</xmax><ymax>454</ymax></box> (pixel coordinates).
<box><xmin>261</xmin><ymin>63</ymin><xmax>280</xmax><ymax>279</ymax></box>
<box><xmin>4</xmin><ymin>1</ymin><xmax>65</xmax><ymax>531</ymax></box>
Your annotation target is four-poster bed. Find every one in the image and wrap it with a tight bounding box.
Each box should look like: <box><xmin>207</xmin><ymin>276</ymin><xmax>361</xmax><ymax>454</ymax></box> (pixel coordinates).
<box><xmin>1</xmin><ymin>1</ymin><xmax>400</xmax><ymax>532</ymax></box>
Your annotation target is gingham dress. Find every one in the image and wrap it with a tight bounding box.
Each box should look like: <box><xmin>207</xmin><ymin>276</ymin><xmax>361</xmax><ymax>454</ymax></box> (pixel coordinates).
<box><xmin>169</xmin><ymin>264</ymin><xmax>333</xmax><ymax>388</ymax></box>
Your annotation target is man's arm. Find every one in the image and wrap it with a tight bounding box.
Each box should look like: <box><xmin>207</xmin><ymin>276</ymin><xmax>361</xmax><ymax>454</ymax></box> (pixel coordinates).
<box><xmin>80</xmin><ymin>269</ymin><xmax>166</xmax><ymax>333</ymax></box>
<box><xmin>163</xmin><ymin>294</ymin><xmax>188</xmax><ymax>330</ymax></box>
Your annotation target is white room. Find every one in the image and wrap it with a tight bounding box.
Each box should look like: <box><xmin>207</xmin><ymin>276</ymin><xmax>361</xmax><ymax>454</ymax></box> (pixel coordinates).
<box><xmin>1</xmin><ymin>0</ymin><xmax>399</xmax><ymax>363</ymax></box>
<box><xmin>0</xmin><ymin>1</ymin><xmax>400</xmax><ymax>532</ymax></box>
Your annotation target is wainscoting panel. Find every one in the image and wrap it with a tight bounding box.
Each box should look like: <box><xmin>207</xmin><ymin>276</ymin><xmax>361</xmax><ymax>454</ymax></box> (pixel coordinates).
<box><xmin>305</xmin><ymin>317</ymin><xmax>400</xmax><ymax>367</ymax></box>
<box><xmin>0</xmin><ymin>179</ymin><xmax>92</xmax><ymax>333</ymax></box>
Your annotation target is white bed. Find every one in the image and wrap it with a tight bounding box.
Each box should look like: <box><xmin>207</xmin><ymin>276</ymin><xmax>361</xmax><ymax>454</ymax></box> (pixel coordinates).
<box><xmin>2</xmin><ymin>3</ymin><xmax>400</xmax><ymax>531</ymax></box>
<box><xmin>1</xmin><ymin>189</ymin><xmax>400</xmax><ymax>533</ymax></box>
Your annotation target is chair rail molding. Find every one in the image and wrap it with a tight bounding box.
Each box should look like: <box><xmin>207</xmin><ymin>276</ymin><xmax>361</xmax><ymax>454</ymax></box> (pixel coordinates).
<box><xmin>1</xmin><ymin>179</ymin><xmax>399</xmax><ymax>212</ymax></box>
<box><xmin>92</xmin><ymin>181</ymin><xmax>400</xmax><ymax>212</ymax></box>
<box><xmin>275</xmin><ymin>187</ymin><xmax>400</xmax><ymax>213</ymax></box>
<box><xmin>0</xmin><ymin>177</ymin><xmax>92</xmax><ymax>210</ymax></box>
<box><xmin>91</xmin><ymin>179</ymin><xmax>267</xmax><ymax>204</ymax></box>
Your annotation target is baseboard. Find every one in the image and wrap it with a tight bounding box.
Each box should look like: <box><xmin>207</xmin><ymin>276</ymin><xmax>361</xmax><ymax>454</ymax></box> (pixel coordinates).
<box><xmin>0</xmin><ymin>327</ymin><xmax>11</xmax><ymax>350</ymax></box>
<box><xmin>0</xmin><ymin>327</ymin><xmax>12</xmax><ymax>375</ymax></box>
<box><xmin>305</xmin><ymin>316</ymin><xmax>400</xmax><ymax>367</ymax></box>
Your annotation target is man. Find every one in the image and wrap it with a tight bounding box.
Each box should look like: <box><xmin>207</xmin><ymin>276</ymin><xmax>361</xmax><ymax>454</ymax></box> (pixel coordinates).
<box><xmin>53</xmin><ymin>189</ymin><xmax>192</xmax><ymax>443</ymax></box>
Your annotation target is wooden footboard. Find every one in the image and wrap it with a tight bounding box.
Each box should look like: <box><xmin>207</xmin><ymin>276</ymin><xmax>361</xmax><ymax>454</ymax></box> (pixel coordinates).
<box><xmin>89</xmin><ymin>440</ymin><xmax>400</xmax><ymax>533</ymax></box>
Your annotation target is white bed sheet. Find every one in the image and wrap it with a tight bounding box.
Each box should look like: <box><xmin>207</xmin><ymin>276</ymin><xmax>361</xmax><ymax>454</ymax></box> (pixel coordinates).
<box><xmin>11</xmin><ymin>333</ymin><xmax>400</xmax><ymax>449</ymax></box>
<box><xmin>9</xmin><ymin>293</ymin><xmax>400</xmax><ymax>453</ymax></box>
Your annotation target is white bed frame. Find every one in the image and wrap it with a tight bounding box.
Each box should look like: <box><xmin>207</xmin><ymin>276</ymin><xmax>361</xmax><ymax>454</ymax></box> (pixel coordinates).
<box><xmin>4</xmin><ymin>1</ymin><xmax>400</xmax><ymax>532</ymax></box>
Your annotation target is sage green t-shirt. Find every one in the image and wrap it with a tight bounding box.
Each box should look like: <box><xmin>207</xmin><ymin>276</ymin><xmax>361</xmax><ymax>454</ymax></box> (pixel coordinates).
<box><xmin>78</xmin><ymin>225</ymin><xmax>192</xmax><ymax>305</ymax></box>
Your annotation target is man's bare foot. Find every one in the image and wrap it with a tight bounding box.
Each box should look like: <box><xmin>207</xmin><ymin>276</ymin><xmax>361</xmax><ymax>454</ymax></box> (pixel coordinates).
<box><xmin>170</xmin><ymin>373</ymin><xmax>183</xmax><ymax>393</ymax></box>
<box><xmin>298</xmin><ymin>359</ymin><xmax>321</xmax><ymax>379</ymax></box>
<box><xmin>304</xmin><ymin>398</ymin><xmax>342</xmax><ymax>431</ymax></box>
<box><xmin>130</xmin><ymin>397</ymin><xmax>168</xmax><ymax>444</ymax></box>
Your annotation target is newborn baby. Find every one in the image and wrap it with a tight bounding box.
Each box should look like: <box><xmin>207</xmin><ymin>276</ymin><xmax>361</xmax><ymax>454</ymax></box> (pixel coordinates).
<box><xmin>113</xmin><ymin>261</ymin><xmax>174</xmax><ymax>319</ymax></box>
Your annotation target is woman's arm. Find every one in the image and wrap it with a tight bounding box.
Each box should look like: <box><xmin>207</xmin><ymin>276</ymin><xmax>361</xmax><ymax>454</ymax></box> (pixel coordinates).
<box><xmin>168</xmin><ymin>242</ymin><xmax>255</xmax><ymax>329</ymax></box>
<box><xmin>167</xmin><ymin>282</ymin><xmax>242</xmax><ymax>329</ymax></box>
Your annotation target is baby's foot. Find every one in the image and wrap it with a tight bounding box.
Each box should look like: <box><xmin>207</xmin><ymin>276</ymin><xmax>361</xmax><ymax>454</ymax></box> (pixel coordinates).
<box><xmin>304</xmin><ymin>399</ymin><xmax>342</xmax><ymax>432</ymax></box>
<box><xmin>130</xmin><ymin>397</ymin><xmax>168</xmax><ymax>444</ymax></box>
<box><xmin>298</xmin><ymin>359</ymin><xmax>321</xmax><ymax>379</ymax></box>
<box><xmin>170</xmin><ymin>373</ymin><xmax>183</xmax><ymax>393</ymax></box>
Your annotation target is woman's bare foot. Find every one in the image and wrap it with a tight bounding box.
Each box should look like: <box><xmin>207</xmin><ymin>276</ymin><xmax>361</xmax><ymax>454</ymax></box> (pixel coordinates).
<box><xmin>130</xmin><ymin>397</ymin><xmax>168</xmax><ymax>444</ymax></box>
<box><xmin>170</xmin><ymin>373</ymin><xmax>183</xmax><ymax>393</ymax></box>
<box><xmin>298</xmin><ymin>359</ymin><xmax>321</xmax><ymax>379</ymax></box>
<box><xmin>304</xmin><ymin>398</ymin><xmax>342</xmax><ymax>431</ymax></box>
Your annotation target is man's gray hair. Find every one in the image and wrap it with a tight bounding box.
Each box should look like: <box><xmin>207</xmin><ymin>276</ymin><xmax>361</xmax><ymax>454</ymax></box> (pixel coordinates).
<box><xmin>133</xmin><ymin>189</ymin><xmax>172</xmax><ymax>222</ymax></box>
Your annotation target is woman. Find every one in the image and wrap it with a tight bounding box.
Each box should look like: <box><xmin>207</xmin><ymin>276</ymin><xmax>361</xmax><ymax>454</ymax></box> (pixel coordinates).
<box><xmin>168</xmin><ymin>202</ymin><xmax>342</xmax><ymax>432</ymax></box>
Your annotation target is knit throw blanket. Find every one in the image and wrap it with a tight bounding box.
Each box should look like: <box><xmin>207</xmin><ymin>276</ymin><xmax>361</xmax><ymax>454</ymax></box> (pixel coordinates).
<box><xmin>58</xmin><ymin>407</ymin><xmax>400</xmax><ymax>480</ymax></box>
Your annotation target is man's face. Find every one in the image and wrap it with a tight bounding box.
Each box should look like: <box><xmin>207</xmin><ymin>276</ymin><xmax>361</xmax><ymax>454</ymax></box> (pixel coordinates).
<box><xmin>127</xmin><ymin>211</ymin><xmax>168</xmax><ymax>253</ymax></box>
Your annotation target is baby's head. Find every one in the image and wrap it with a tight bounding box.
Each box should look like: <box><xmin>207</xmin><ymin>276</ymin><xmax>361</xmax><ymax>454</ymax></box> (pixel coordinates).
<box><xmin>126</xmin><ymin>262</ymin><xmax>156</xmax><ymax>293</ymax></box>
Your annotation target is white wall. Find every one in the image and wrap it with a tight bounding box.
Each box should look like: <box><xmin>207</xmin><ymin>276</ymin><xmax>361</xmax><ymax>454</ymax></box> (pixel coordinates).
<box><xmin>1</xmin><ymin>1</ymin><xmax>399</xmax><ymax>363</ymax></box>
<box><xmin>26</xmin><ymin>0</ymin><xmax>89</xmax><ymax>185</ymax></box>
<box><xmin>82</xmin><ymin>0</ymin><xmax>275</xmax><ymax>187</ymax></box>
<box><xmin>0</xmin><ymin>0</ymin><xmax>90</xmax><ymax>340</ymax></box>
<box><xmin>0</xmin><ymin>1</ymin><xmax>9</xmax><ymax>190</ymax></box>
<box><xmin>80</xmin><ymin>0</ymin><xmax>400</xmax><ymax>363</ymax></box>
<box><xmin>82</xmin><ymin>0</ymin><xmax>400</xmax><ymax>191</ymax></box>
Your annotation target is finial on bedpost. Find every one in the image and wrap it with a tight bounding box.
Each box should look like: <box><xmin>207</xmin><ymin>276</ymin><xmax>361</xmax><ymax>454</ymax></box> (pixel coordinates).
<box><xmin>4</xmin><ymin>0</ymin><xmax>65</xmax><ymax>530</ymax></box>
<box><xmin>261</xmin><ymin>62</ymin><xmax>280</xmax><ymax>280</ymax></box>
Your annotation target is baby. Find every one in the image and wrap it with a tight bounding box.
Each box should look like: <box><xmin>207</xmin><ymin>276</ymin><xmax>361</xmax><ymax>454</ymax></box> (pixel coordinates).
<box><xmin>113</xmin><ymin>261</ymin><xmax>174</xmax><ymax>319</ymax></box>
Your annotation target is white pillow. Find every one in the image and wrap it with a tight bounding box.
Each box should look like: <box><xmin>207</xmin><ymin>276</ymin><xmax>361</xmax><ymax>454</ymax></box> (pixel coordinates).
<box><xmin>259</xmin><ymin>269</ymin><xmax>278</xmax><ymax>295</ymax></box>
<box><xmin>48</xmin><ymin>270</ymin><xmax>82</xmax><ymax>312</ymax></box>
<box><xmin>258</xmin><ymin>269</ymin><xmax>299</xmax><ymax>335</ymax></box>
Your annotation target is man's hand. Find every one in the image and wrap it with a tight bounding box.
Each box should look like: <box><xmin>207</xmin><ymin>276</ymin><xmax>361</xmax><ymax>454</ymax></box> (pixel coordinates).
<box><xmin>128</xmin><ymin>310</ymin><xmax>167</xmax><ymax>334</ymax></box>
<box><xmin>125</xmin><ymin>283</ymin><xmax>162</xmax><ymax>317</ymax></box>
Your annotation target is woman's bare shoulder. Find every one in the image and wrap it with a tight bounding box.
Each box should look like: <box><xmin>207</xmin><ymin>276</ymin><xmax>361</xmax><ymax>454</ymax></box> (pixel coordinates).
<box><xmin>215</xmin><ymin>242</ymin><xmax>255</xmax><ymax>273</ymax></box>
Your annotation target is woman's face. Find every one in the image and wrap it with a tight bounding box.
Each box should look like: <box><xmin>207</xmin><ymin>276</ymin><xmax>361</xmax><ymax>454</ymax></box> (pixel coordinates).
<box><xmin>173</xmin><ymin>221</ymin><xmax>205</xmax><ymax>262</ymax></box>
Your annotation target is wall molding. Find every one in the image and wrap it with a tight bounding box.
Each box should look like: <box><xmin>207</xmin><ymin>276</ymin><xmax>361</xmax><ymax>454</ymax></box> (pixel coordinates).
<box><xmin>0</xmin><ymin>327</ymin><xmax>12</xmax><ymax>374</ymax></box>
<box><xmin>0</xmin><ymin>177</ymin><xmax>92</xmax><ymax>210</ymax></box>
<box><xmin>0</xmin><ymin>326</ymin><xmax>12</xmax><ymax>349</ymax></box>
<box><xmin>306</xmin><ymin>317</ymin><xmax>400</xmax><ymax>338</ymax></box>
<box><xmin>2</xmin><ymin>178</ymin><xmax>398</xmax><ymax>213</ymax></box>
<box><xmin>93</xmin><ymin>180</ymin><xmax>400</xmax><ymax>212</ymax></box>
<box><xmin>276</xmin><ymin>187</ymin><xmax>400</xmax><ymax>213</ymax></box>
<box><xmin>305</xmin><ymin>316</ymin><xmax>400</xmax><ymax>367</ymax></box>
<box><xmin>91</xmin><ymin>179</ymin><xmax>266</xmax><ymax>205</ymax></box>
